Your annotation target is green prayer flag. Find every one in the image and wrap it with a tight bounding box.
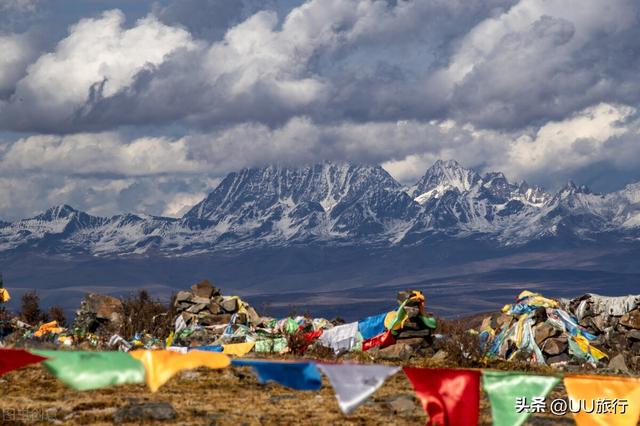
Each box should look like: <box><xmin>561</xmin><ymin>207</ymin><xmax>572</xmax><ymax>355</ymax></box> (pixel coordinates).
<box><xmin>419</xmin><ymin>315</ymin><xmax>437</xmax><ymax>329</ymax></box>
<box><xmin>482</xmin><ymin>371</ymin><xmax>560</xmax><ymax>426</ymax></box>
<box><xmin>254</xmin><ymin>337</ymin><xmax>288</xmax><ymax>353</ymax></box>
<box><xmin>388</xmin><ymin>300</ymin><xmax>408</xmax><ymax>330</ymax></box>
<box><xmin>284</xmin><ymin>318</ymin><xmax>299</xmax><ymax>334</ymax></box>
<box><xmin>33</xmin><ymin>350</ymin><xmax>146</xmax><ymax>391</ymax></box>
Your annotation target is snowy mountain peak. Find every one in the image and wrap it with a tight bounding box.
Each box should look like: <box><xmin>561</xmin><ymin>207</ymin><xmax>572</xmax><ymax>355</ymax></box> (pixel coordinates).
<box><xmin>516</xmin><ymin>181</ymin><xmax>549</xmax><ymax>205</ymax></box>
<box><xmin>33</xmin><ymin>204</ymin><xmax>80</xmax><ymax>221</ymax></box>
<box><xmin>184</xmin><ymin>162</ymin><xmax>399</xmax><ymax>221</ymax></box>
<box><xmin>1</xmin><ymin>160</ymin><xmax>639</xmax><ymax>256</ymax></box>
<box><xmin>411</xmin><ymin>159</ymin><xmax>481</xmax><ymax>203</ymax></box>
<box><xmin>560</xmin><ymin>180</ymin><xmax>592</xmax><ymax>195</ymax></box>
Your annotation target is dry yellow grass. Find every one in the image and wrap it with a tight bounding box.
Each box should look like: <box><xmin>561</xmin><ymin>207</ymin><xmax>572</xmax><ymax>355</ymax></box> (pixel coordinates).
<box><xmin>0</xmin><ymin>362</ymin><xmax>581</xmax><ymax>425</ymax></box>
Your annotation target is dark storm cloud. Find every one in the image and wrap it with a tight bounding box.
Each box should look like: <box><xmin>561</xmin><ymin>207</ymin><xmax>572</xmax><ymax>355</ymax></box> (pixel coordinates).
<box><xmin>1</xmin><ymin>0</ymin><xmax>640</xmax><ymax>220</ymax></box>
<box><xmin>0</xmin><ymin>0</ymin><xmax>527</xmax><ymax>133</ymax></box>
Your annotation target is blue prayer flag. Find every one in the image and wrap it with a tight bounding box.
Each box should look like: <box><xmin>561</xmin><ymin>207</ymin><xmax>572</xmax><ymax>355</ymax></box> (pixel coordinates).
<box><xmin>358</xmin><ymin>313</ymin><xmax>387</xmax><ymax>340</ymax></box>
<box><xmin>232</xmin><ymin>359</ymin><xmax>322</xmax><ymax>390</ymax></box>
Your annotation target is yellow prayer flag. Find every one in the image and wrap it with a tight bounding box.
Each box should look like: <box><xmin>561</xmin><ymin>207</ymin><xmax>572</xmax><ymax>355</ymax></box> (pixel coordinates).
<box><xmin>573</xmin><ymin>335</ymin><xmax>607</xmax><ymax>360</ymax></box>
<box><xmin>0</xmin><ymin>288</ymin><xmax>10</xmax><ymax>303</ymax></box>
<box><xmin>564</xmin><ymin>375</ymin><xmax>640</xmax><ymax>426</ymax></box>
<box><xmin>130</xmin><ymin>349</ymin><xmax>230</xmax><ymax>392</ymax></box>
<box><xmin>222</xmin><ymin>342</ymin><xmax>255</xmax><ymax>357</ymax></box>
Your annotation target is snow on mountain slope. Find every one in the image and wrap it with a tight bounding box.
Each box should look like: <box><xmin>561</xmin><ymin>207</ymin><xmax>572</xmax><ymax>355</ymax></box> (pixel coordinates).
<box><xmin>0</xmin><ymin>160</ymin><xmax>639</xmax><ymax>256</ymax></box>
<box><xmin>184</xmin><ymin>162</ymin><xmax>418</xmax><ymax>242</ymax></box>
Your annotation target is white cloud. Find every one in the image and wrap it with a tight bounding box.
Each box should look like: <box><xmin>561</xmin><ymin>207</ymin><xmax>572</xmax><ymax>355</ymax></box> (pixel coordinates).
<box><xmin>0</xmin><ymin>132</ymin><xmax>204</xmax><ymax>176</ymax></box>
<box><xmin>505</xmin><ymin>103</ymin><xmax>637</xmax><ymax>175</ymax></box>
<box><xmin>0</xmin><ymin>32</ymin><xmax>37</xmax><ymax>95</ymax></box>
<box><xmin>1</xmin><ymin>9</ymin><xmax>194</xmax><ymax>129</ymax></box>
<box><xmin>162</xmin><ymin>191</ymin><xmax>209</xmax><ymax>217</ymax></box>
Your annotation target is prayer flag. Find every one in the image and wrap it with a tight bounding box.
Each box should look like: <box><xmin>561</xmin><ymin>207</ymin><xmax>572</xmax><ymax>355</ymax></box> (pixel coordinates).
<box><xmin>482</xmin><ymin>371</ymin><xmax>560</xmax><ymax>426</ymax></box>
<box><xmin>34</xmin><ymin>350</ymin><xmax>146</xmax><ymax>391</ymax></box>
<box><xmin>0</xmin><ymin>348</ymin><xmax>47</xmax><ymax>376</ymax></box>
<box><xmin>564</xmin><ymin>375</ymin><xmax>640</xmax><ymax>426</ymax></box>
<box><xmin>232</xmin><ymin>359</ymin><xmax>322</xmax><ymax>390</ymax></box>
<box><xmin>130</xmin><ymin>349</ymin><xmax>230</xmax><ymax>392</ymax></box>
<box><xmin>318</xmin><ymin>363</ymin><xmax>400</xmax><ymax>414</ymax></box>
<box><xmin>403</xmin><ymin>367</ymin><xmax>480</xmax><ymax>426</ymax></box>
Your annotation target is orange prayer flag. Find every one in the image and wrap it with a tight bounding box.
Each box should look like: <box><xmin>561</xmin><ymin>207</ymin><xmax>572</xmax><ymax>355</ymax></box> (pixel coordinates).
<box><xmin>130</xmin><ymin>349</ymin><xmax>230</xmax><ymax>392</ymax></box>
<box><xmin>564</xmin><ymin>375</ymin><xmax>640</xmax><ymax>426</ymax></box>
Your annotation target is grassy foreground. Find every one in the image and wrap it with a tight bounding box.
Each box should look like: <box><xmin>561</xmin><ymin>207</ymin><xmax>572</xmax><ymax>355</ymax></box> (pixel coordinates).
<box><xmin>1</xmin><ymin>363</ymin><xmax>576</xmax><ymax>425</ymax></box>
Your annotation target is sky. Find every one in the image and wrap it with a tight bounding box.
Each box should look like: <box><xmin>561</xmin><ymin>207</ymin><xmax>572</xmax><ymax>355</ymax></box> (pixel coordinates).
<box><xmin>1</xmin><ymin>0</ymin><xmax>639</xmax><ymax>220</ymax></box>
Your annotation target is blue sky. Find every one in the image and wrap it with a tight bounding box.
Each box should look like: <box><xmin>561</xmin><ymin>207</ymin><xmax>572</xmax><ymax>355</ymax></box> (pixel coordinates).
<box><xmin>1</xmin><ymin>0</ymin><xmax>640</xmax><ymax>219</ymax></box>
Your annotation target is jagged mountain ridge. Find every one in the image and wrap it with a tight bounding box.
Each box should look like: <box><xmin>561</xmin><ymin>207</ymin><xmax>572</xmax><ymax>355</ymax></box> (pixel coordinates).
<box><xmin>1</xmin><ymin>160</ymin><xmax>639</xmax><ymax>256</ymax></box>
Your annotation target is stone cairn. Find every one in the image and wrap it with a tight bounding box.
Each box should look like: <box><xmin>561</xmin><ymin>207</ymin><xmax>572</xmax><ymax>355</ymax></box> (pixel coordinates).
<box><xmin>566</xmin><ymin>294</ymin><xmax>640</xmax><ymax>371</ymax></box>
<box><xmin>173</xmin><ymin>280</ymin><xmax>260</xmax><ymax>328</ymax></box>
<box><xmin>370</xmin><ymin>290</ymin><xmax>436</xmax><ymax>362</ymax></box>
<box><xmin>73</xmin><ymin>294</ymin><xmax>124</xmax><ymax>334</ymax></box>
<box><xmin>478</xmin><ymin>293</ymin><xmax>640</xmax><ymax>372</ymax></box>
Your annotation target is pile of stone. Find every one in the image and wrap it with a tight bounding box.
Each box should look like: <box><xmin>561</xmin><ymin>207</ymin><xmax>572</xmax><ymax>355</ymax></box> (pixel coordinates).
<box><xmin>369</xmin><ymin>290</ymin><xmax>437</xmax><ymax>362</ymax></box>
<box><xmin>73</xmin><ymin>294</ymin><xmax>124</xmax><ymax>334</ymax></box>
<box><xmin>476</xmin><ymin>291</ymin><xmax>640</xmax><ymax>372</ymax></box>
<box><xmin>564</xmin><ymin>294</ymin><xmax>640</xmax><ymax>371</ymax></box>
<box><xmin>173</xmin><ymin>280</ymin><xmax>260</xmax><ymax>328</ymax></box>
<box><xmin>393</xmin><ymin>290</ymin><xmax>435</xmax><ymax>345</ymax></box>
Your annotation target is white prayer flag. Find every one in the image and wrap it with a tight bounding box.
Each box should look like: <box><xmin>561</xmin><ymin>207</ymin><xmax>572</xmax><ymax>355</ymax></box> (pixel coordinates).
<box><xmin>318</xmin><ymin>322</ymin><xmax>359</xmax><ymax>354</ymax></box>
<box><xmin>318</xmin><ymin>364</ymin><xmax>401</xmax><ymax>414</ymax></box>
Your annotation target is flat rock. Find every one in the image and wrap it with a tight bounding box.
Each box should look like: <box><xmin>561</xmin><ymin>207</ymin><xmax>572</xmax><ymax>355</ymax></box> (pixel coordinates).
<box><xmin>608</xmin><ymin>353</ymin><xmax>630</xmax><ymax>373</ymax></box>
<box><xmin>210</xmin><ymin>314</ymin><xmax>232</xmax><ymax>325</ymax></box>
<box><xmin>221</xmin><ymin>298</ymin><xmax>238</xmax><ymax>313</ymax></box>
<box><xmin>208</xmin><ymin>302</ymin><xmax>223</xmax><ymax>315</ymax></box>
<box><xmin>403</xmin><ymin>306</ymin><xmax>420</xmax><ymax>318</ymax></box>
<box><xmin>376</xmin><ymin>343</ymin><xmax>412</xmax><ymax>362</ymax></box>
<box><xmin>534</xmin><ymin>323</ymin><xmax>556</xmax><ymax>345</ymax></box>
<box><xmin>175</xmin><ymin>291</ymin><xmax>192</xmax><ymax>304</ymax></box>
<box><xmin>74</xmin><ymin>294</ymin><xmax>123</xmax><ymax>330</ymax></box>
<box><xmin>547</xmin><ymin>353</ymin><xmax>570</xmax><ymax>364</ymax></box>
<box><xmin>187</xmin><ymin>303</ymin><xmax>209</xmax><ymax>313</ymax></box>
<box><xmin>619</xmin><ymin>310</ymin><xmax>640</xmax><ymax>329</ymax></box>
<box><xmin>114</xmin><ymin>402</ymin><xmax>177</xmax><ymax>423</ymax></box>
<box><xmin>628</xmin><ymin>329</ymin><xmax>640</xmax><ymax>341</ymax></box>
<box><xmin>542</xmin><ymin>337</ymin><xmax>567</xmax><ymax>355</ymax></box>
<box><xmin>396</xmin><ymin>337</ymin><xmax>426</xmax><ymax>349</ymax></box>
<box><xmin>190</xmin><ymin>296</ymin><xmax>211</xmax><ymax>304</ymax></box>
<box><xmin>191</xmin><ymin>280</ymin><xmax>215</xmax><ymax>299</ymax></box>
<box><xmin>245</xmin><ymin>306</ymin><xmax>261</xmax><ymax>325</ymax></box>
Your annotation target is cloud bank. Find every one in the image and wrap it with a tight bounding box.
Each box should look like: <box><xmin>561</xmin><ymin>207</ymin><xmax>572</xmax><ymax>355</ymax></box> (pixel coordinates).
<box><xmin>0</xmin><ymin>0</ymin><xmax>639</xmax><ymax>219</ymax></box>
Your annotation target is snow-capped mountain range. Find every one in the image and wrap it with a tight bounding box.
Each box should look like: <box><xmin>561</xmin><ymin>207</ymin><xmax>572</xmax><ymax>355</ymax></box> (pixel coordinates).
<box><xmin>1</xmin><ymin>160</ymin><xmax>639</xmax><ymax>256</ymax></box>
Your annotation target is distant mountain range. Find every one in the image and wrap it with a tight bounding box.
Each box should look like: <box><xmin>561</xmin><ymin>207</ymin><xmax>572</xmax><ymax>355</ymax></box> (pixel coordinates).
<box><xmin>2</xmin><ymin>160</ymin><xmax>640</xmax><ymax>320</ymax></box>
<box><xmin>1</xmin><ymin>160</ymin><xmax>639</xmax><ymax>256</ymax></box>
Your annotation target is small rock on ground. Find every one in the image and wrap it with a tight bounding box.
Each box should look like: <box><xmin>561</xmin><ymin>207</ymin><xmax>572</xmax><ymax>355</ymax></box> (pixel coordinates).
<box><xmin>114</xmin><ymin>402</ymin><xmax>177</xmax><ymax>423</ymax></box>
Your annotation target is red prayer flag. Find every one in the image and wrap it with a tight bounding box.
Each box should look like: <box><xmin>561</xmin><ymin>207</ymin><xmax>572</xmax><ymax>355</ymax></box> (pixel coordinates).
<box><xmin>0</xmin><ymin>348</ymin><xmax>48</xmax><ymax>376</ymax></box>
<box><xmin>403</xmin><ymin>367</ymin><xmax>480</xmax><ymax>426</ymax></box>
<box><xmin>302</xmin><ymin>329</ymin><xmax>323</xmax><ymax>344</ymax></box>
<box><xmin>362</xmin><ymin>329</ymin><xmax>396</xmax><ymax>351</ymax></box>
